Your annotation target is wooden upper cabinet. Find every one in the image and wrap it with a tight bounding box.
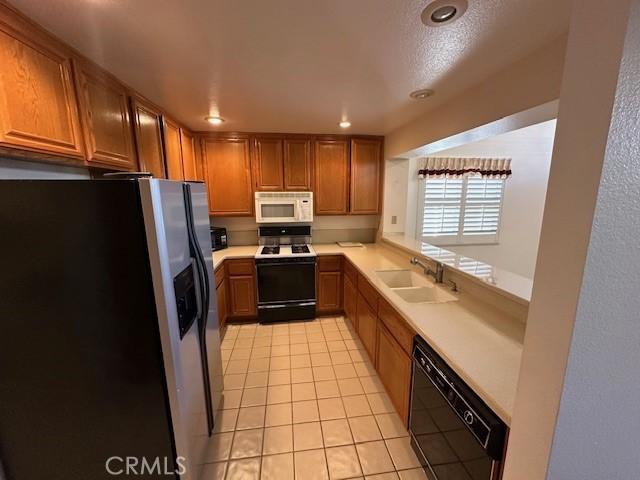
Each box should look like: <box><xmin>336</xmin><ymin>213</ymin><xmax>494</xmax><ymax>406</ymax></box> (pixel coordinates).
<box><xmin>284</xmin><ymin>138</ymin><xmax>312</xmax><ymax>190</ymax></box>
<box><xmin>130</xmin><ymin>97</ymin><xmax>165</xmax><ymax>178</ymax></box>
<box><xmin>73</xmin><ymin>60</ymin><xmax>136</xmax><ymax>170</ymax></box>
<box><xmin>163</xmin><ymin>117</ymin><xmax>184</xmax><ymax>180</ymax></box>
<box><xmin>0</xmin><ymin>12</ymin><xmax>84</xmax><ymax>160</ymax></box>
<box><xmin>314</xmin><ymin>139</ymin><xmax>350</xmax><ymax>215</ymax></box>
<box><xmin>253</xmin><ymin>137</ymin><xmax>284</xmax><ymax>191</ymax></box>
<box><xmin>202</xmin><ymin>136</ymin><xmax>253</xmax><ymax>216</ymax></box>
<box><xmin>350</xmin><ymin>138</ymin><xmax>382</xmax><ymax>214</ymax></box>
<box><xmin>180</xmin><ymin>128</ymin><xmax>200</xmax><ymax>181</ymax></box>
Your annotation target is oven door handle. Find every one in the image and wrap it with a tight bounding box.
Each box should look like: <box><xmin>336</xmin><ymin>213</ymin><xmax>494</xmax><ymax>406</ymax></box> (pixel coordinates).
<box><xmin>256</xmin><ymin>261</ymin><xmax>316</xmax><ymax>267</ymax></box>
<box><xmin>258</xmin><ymin>301</ymin><xmax>316</xmax><ymax>309</ymax></box>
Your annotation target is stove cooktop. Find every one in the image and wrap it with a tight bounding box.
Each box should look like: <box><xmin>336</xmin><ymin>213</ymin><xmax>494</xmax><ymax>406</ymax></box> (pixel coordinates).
<box><xmin>291</xmin><ymin>245</ymin><xmax>310</xmax><ymax>254</ymax></box>
<box><xmin>255</xmin><ymin>244</ymin><xmax>316</xmax><ymax>259</ymax></box>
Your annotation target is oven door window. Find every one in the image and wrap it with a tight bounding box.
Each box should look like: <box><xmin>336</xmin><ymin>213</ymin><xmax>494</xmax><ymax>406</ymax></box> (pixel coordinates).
<box><xmin>410</xmin><ymin>363</ymin><xmax>493</xmax><ymax>479</ymax></box>
<box><xmin>257</xmin><ymin>262</ymin><xmax>315</xmax><ymax>304</ymax></box>
<box><xmin>261</xmin><ymin>203</ymin><xmax>295</xmax><ymax>219</ymax></box>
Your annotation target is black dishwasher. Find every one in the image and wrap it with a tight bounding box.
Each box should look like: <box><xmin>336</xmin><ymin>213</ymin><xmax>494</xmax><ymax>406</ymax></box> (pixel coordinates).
<box><xmin>409</xmin><ymin>336</ymin><xmax>507</xmax><ymax>480</ymax></box>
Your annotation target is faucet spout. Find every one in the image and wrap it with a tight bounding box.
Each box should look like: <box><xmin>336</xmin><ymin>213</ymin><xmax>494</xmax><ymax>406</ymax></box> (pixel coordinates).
<box><xmin>410</xmin><ymin>257</ymin><xmax>444</xmax><ymax>283</ymax></box>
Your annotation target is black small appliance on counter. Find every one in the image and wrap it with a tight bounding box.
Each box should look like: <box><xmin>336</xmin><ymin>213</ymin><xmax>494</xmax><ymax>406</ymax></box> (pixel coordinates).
<box><xmin>210</xmin><ymin>226</ymin><xmax>228</xmax><ymax>251</ymax></box>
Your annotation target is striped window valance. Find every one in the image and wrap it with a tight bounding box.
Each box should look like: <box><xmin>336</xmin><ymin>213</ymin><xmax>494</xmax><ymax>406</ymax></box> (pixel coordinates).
<box><xmin>418</xmin><ymin>157</ymin><xmax>512</xmax><ymax>179</ymax></box>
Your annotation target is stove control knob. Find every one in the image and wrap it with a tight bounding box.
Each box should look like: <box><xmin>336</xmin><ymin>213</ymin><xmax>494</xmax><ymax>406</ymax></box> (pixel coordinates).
<box><xmin>464</xmin><ymin>411</ymin><xmax>474</xmax><ymax>425</ymax></box>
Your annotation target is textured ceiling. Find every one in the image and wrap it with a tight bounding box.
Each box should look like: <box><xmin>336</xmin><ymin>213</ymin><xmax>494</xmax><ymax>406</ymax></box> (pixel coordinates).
<box><xmin>9</xmin><ymin>0</ymin><xmax>571</xmax><ymax>134</ymax></box>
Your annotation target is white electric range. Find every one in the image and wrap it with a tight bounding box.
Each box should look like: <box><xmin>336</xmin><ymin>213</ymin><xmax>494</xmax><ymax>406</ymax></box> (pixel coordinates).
<box><xmin>254</xmin><ymin>225</ymin><xmax>317</xmax><ymax>322</ymax></box>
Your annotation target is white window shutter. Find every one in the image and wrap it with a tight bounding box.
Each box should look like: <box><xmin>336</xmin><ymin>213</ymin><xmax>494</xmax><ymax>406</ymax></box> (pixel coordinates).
<box><xmin>421</xmin><ymin>176</ymin><xmax>505</xmax><ymax>245</ymax></box>
<box><xmin>463</xmin><ymin>177</ymin><xmax>504</xmax><ymax>236</ymax></box>
<box><xmin>422</xmin><ymin>178</ymin><xmax>464</xmax><ymax>237</ymax></box>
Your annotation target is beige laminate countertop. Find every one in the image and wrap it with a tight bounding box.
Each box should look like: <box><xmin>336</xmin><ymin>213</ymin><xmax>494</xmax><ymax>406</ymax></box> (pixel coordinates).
<box><xmin>212</xmin><ymin>243</ymin><xmax>525</xmax><ymax>425</ymax></box>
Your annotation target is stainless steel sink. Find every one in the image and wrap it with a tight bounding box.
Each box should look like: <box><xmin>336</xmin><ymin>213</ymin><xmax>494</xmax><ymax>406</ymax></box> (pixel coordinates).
<box><xmin>375</xmin><ymin>269</ymin><xmax>422</xmax><ymax>288</ymax></box>
<box><xmin>392</xmin><ymin>286</ymin><xmax>458</xmax><ymax>304</ymax></box>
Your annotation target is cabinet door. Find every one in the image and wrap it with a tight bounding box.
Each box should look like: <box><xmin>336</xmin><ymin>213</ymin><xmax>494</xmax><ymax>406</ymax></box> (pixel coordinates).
<box><xmin>253</xmin><ymin>137</ymin><xmax>284</xmax><ymax>191</ymax></box>
<box><xmin>228</xmin><ymin>275</ymin><xmax>257</xmax><ymax>317</ymax></box>
<box><xmin>74</xmin><ymin>60</ymin><xmax>136</xmax><ymax>170</ymax></box>
<box><xmin>344</xmin><ymin>275</ymin><xmax>357</xmax><ymax>328</ymax></box>
<box><xmin>317</xmin><ymin>271</ymin><xmax>342</xmax><ymax>314</ymax></box>
<box><xmin>314</xmin><ymin>139</ymin><xmax>349</xmax><ymax>214</ymax></box>
<box><xmin>0</xmin><ymin>18</ymin><xmax>84</xmax><ymax>160</ymax></box>
<box><xmin>376</xmin><ymin>321</ymin><xmax>412</xmax><ymax>424</ymax></box>
<box><xmin>356</xmin><ymin>292</ymin><xmax>377</xmax><ymax>363</ymax></box>
<box><xmin>202</xmin><ymin>137</ymin><xmax>253</xmax><ymax>216</ymax></box>
<box><xmin>284</xmin><ymin>138</ymin><xmax>312</xmax><ymax>190</ymax></box>
<box><xmin>180</xmin><ymin>128</ymin><xmax>199</xmax><ymax>181</ymax></box>
<box><xmin>350</xmin><ymin>138</ymin><xmax>382</xmax><ymax>214</ymax></box>
<box><xmin>131</xmin><ymin>97</ymin><xmax>165</xmax><ymax>178</ymax></box>
<box><xmin>163</xmin><ymin>117</ymin><xmax>184</xmax><ymax>180</ymax></box>
<box><xmin>216</xmin><ymin>278</ymin><xmax>228</xmax><ymax>331</ymax></box>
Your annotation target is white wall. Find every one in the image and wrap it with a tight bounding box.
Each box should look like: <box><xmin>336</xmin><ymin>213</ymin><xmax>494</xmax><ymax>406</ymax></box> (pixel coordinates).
<box><xmin>382</xmin><ymin>158</ymin><xmax>409</xmax><ymax>234</ymax></box>
<box><xmin>0</xmin><ymin>157</ymin><xmax>90</xmax><ymax>179</ymax></box>
<box><xmin>504</xmin><ymin>0</ymin><xmax>634</xmax><ymax>477</ymax></box>
<box><xmin>431</xmin><ymin>120</ymin><xmax>556</xmax><ymax>278</ymax></box>
<box><xmin>546</xmin><ymin>3</ymin><xmax>640</xmax><ymax>476</ymax></box>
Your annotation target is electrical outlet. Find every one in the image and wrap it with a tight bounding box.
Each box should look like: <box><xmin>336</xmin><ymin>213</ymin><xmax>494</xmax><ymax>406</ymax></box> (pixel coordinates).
<box><xmin>391</xmin><ymin>215</ymin><xmax>397</xmax><ymax>225</ymax></box>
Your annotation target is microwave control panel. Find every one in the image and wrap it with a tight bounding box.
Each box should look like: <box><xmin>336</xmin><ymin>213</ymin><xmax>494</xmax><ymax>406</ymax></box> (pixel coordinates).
<box><xmin>299</xmin><ymin>199</ymin><xmax>313</xmax><ymax>221</ymax></box>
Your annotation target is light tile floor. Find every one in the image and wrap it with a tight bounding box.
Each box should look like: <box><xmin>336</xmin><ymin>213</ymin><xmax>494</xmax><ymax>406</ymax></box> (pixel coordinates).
<box><xmin>204</xmin><ymin>316</ymin><xmax>427</xmax><ymax>480</ymax></box>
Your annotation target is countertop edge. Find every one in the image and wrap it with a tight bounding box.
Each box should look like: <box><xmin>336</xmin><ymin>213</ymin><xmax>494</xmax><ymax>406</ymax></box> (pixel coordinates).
<box><xmin>212</xmin><ymin>243</ymin><xmax>520</xmax><ymax>425</ymax></box>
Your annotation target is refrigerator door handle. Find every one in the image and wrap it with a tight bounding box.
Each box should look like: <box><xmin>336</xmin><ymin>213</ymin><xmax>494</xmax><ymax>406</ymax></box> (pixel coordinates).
<box><xmin>183</xmin><ymin>183</ymin><xmax>215</xmax><ymax>436</ymax></box>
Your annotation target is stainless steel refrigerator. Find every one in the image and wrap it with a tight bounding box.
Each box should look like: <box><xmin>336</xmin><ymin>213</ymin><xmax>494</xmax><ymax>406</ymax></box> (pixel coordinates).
<box><xmin>0</xmin><ymin>178</ymin><xmax>223</xmax><ymax>480</ymax></box>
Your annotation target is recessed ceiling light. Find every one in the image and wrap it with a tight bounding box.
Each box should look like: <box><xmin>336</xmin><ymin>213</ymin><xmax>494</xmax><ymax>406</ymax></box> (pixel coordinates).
<box><xmin>431</xmin><ymin>5</ymin><xmax>457</xmax><ymax>23</ymax></box>
<box><xmin>409</xmin><ymin>88</ymin><xmax>435</xmax><ymax>100</ymax></box>
<box><xmin>205</xmin><ymin>116</ymin><xmax>224</xmax><ymax>125</ymax></box>
<box><xmin>421</xmin><ymin>0</ymin><xmax>468</xmax><ymax>27</ymax></box>
<box><xmin>339</xmin><ymin>121</ymin><xmax>351</xmax><ymax>128</ymax></box>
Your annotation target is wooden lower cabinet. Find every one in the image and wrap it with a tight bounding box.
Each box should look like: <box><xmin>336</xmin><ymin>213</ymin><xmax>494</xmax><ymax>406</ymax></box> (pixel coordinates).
<box><xmin>356</xmin><ymin>293</ymin><xmax>378</xmax><ymax>363</ymax></box>
<box><xmin>343</xmin><ymin>275</ymin><xmax>357</xmax><ymax>328</ymax></box>
<box><xmin>216</xmin><ymin>278</ymin><xmax>228</xmax><ymax>331</ymax></box>
<box><xmin>376</xmin><ymin>321</ymin><xmax>412</xmax><ymax>424</ymax></box>
<box><xmin>228</xmin><ymin>276</ymin><xmax>257</xmax><ymax>317</ymax></box>
<box><xmin>317</xmin><ymin>255</ymin><xmax>343</xmax><ymax>315</ymax></box>
<box><xmin>317</xmin><ymin>271</ymin><xmax>342</xmax><ymax>314</ymax></box>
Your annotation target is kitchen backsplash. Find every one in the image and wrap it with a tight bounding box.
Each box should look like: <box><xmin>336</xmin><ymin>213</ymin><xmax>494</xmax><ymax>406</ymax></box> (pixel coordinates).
<box><xmin>211</xmin><ymin>215</ymin><xmax>380</xmax><ymax>245</ymax></box>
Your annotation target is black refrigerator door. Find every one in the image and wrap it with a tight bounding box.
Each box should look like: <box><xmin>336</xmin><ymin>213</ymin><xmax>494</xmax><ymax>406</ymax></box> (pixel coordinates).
<box><xmin>183</xmin><ymin>183</ymin><xmax>215</xmax><ymax>436</ymax></box>
<box><xmin>0</xmin><ymin>180</ymin><xmax>177</xmax><ymax>480</ymax></box>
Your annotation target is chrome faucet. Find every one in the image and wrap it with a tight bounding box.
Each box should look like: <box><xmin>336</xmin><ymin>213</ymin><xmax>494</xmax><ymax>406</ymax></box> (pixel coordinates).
<box><xmin>410</xmin><ymin>257</ymin><xmax>444</xmax><ymax>283</ymax></box>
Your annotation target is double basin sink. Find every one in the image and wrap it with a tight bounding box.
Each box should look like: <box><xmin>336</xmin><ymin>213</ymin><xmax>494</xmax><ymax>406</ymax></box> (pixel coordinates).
<box><xmin>375</xmin><ymin>269</ymin><xmax>458</xmax><ymax>304</ymax></box>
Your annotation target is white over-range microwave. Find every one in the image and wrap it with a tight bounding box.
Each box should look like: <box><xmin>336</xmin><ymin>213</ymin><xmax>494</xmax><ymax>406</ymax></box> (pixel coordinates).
<box><xmin>255</xmin><ymin>192</ymin><xmax>313</xmax><ymax>223</ymax></box>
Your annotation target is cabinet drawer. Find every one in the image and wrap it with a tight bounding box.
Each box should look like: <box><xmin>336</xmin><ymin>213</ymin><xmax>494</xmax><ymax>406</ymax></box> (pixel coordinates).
<box><xmin>317</xmin><ymin>255</ymin><xmax>342</xmax><ymax>272</ymax></box>
<box><xmin>358</xmin><ymin>273</ymin><xmax>379</xmax><ymax>313</ymax></box>
<box><xmin>343</xmin><ymin>259</ymin><xmax>358</xmax><ymax>285</ymax></box>
<box><xmin>226</xmin><ymin>258</ymin><xmax>255</xmax><ymax>276</ymax></box>
<box><xmin>214</xmin><ymin>264</ymin><xmax>225</xmax><ymax>287</ymax></box>
<box><xmin>378</xmin><ymin>298</ymin><xmax>415</xmax><ymax>355</ymax></box>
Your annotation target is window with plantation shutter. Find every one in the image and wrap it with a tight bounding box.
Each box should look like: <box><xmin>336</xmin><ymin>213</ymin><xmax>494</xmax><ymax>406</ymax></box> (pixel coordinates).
<box><xmin>420</xmin><ymin>176</ymin><xmax>505</xmax><ymax>245</ymax></box>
